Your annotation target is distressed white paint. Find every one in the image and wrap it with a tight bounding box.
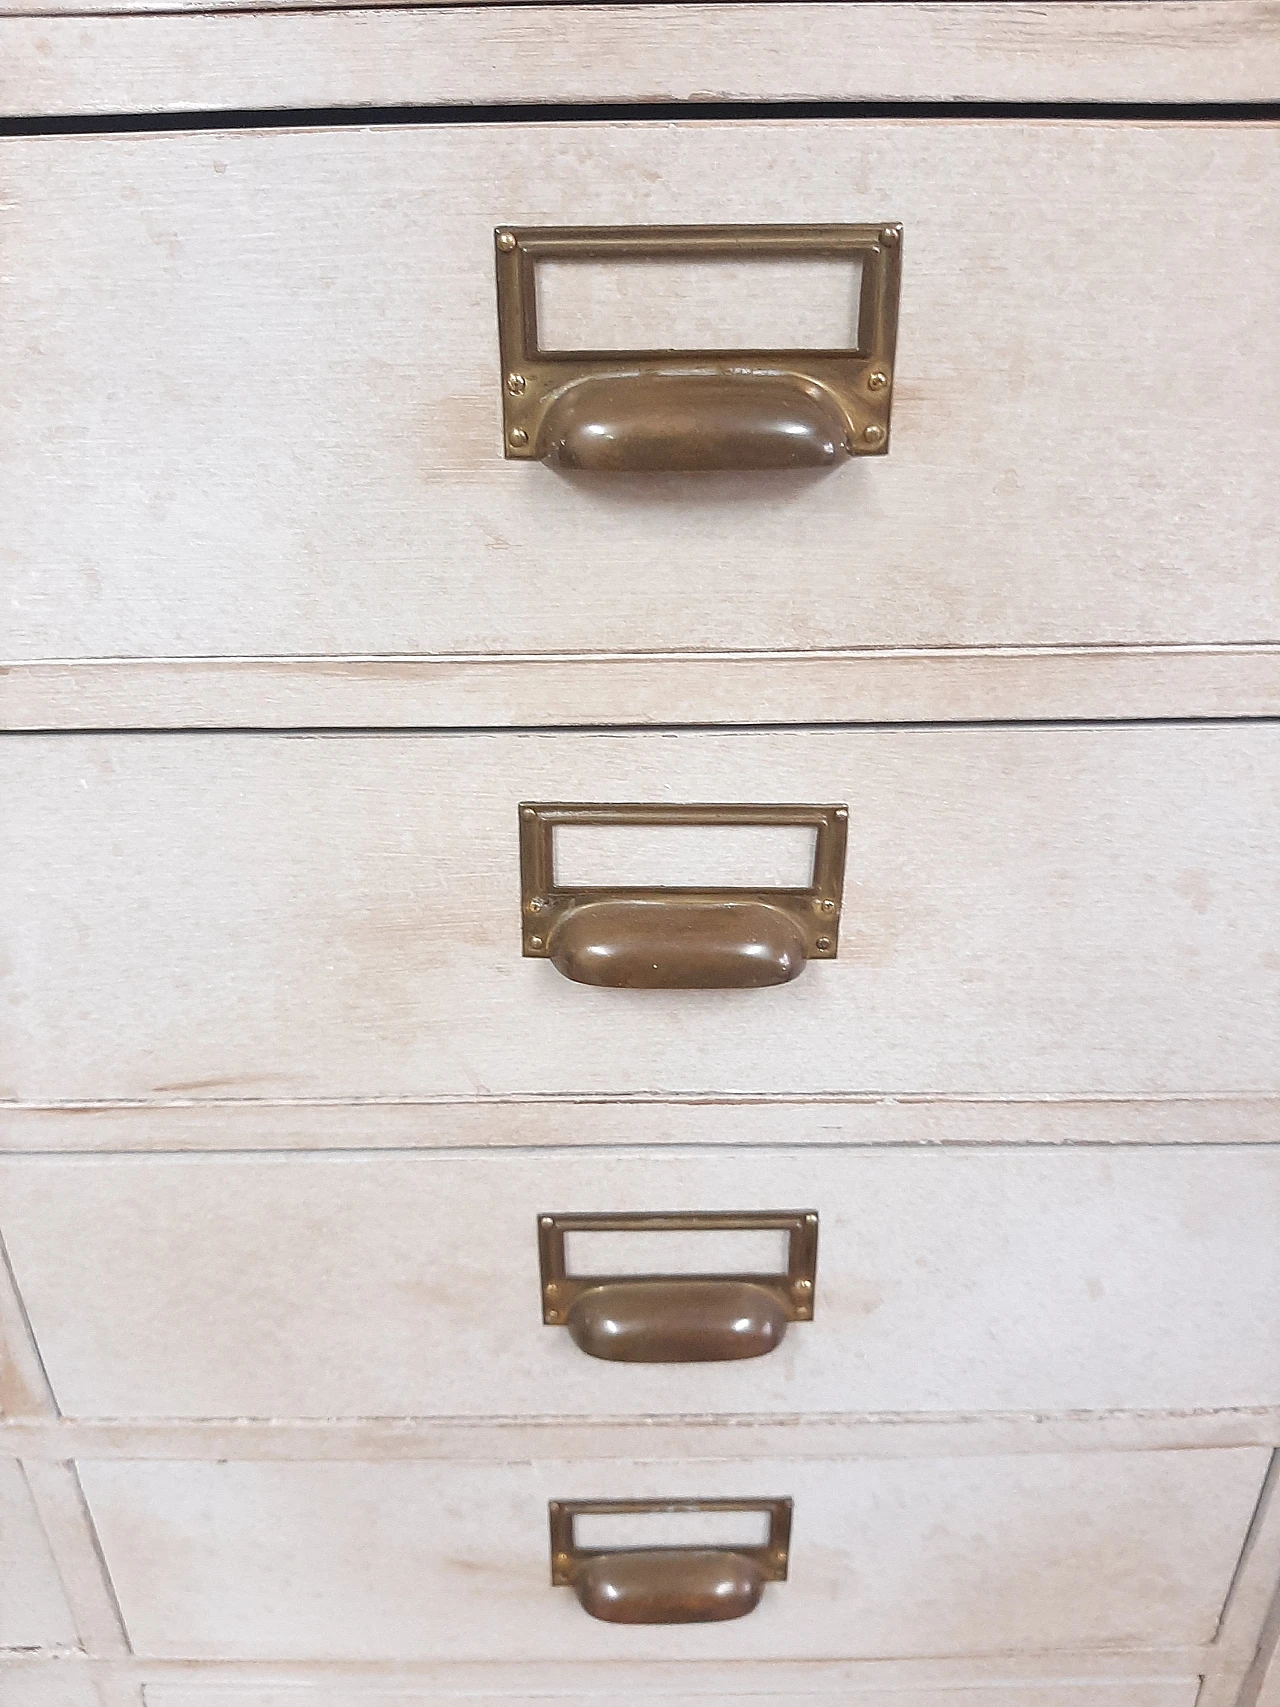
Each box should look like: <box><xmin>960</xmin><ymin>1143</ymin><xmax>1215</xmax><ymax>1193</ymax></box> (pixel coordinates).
<box><xmin>3</xmin><ymin>726</ymin><xmax>1276</xmax><ymax>1103</ymax></box>
<box><xmin>1</xmin><ymin>1147</ymin><xmax>1277</xmax><ymax>1422</ymax></box>
<box><xmin>5</xmin><ymin>648</ymin><xmax>1279</xmax><ymax>732</ymax></box>
<box><xmin>76</xmin><ymin>1450</ymin><xmax>1268</xmax><ymax>1660</ymax></box>
<box><xmin>1</xmin><ymin>3</ymin><xmax>1277</xmax><ymax>104</ymax></box>
<box><xmin>5</xmin><ymin>1093</ymin><xmax>1278</xmax><ymax>1155</ymax></box>
<box><xmin>5</xmin><ymin>1408</ymin><xmax>1278</xmax><ymax>1466</ymax></box>
<box><xmin>1</xmin><ymin>123</ymin><xmax>1277</xmax><ymax>665</ymax></box>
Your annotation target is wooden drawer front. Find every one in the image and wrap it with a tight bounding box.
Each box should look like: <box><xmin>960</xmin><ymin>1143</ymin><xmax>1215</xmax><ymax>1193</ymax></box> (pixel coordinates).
<box><xmin>4</xmin><ymin>1147</ymin><xmax>1277</xmax><ymax>1421</ymax></box>
<box><xmin>4</xmin><ymin>725</ymin><xmax>1276</xmax><ymax>1102</ymax></box>
<box><xmin>2</xmin><ymin>120</ymin><xmax>1275</xmax><ymax>663</ymax></box>
<box><xmin>138</xmin><ymin>1686</ymin><xmax>1205</xmax><ymax>1707</ymax></box>
<box><xmin>0</xmin><ymin>1462</ymin><xmax>77</xmax><ymax>1650</ymax></box>
<box><xmin>78</xmin><ymin>1449</ymin><xmax>1266</xmax><ymax>1660</ymax></box>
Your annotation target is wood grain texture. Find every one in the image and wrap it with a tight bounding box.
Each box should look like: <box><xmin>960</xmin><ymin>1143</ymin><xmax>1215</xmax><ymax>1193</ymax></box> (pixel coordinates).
<box><xmin>4</xmin><ymin>1093</ymin><xmax>1280</xmax><ymax>1154</ymax></box>
<box><xmin>1</xmin><ymin>122</ymin><xmax>1277</xmax><ymax>667</ymax></box>
<box><xmin>2</xmin><ymin>3</ymin><xmax>1279</xmax><ymax>104</ymax></box>
<box><xmin>7</xmin><ymin>1408</ymin><xmax>1279</xmax><ymax>1465</ymax></box>
<box><xmin>74</xmin><ymin>1450</ymin><xmax>1269</xmax><ymax>1660</ymax></box>
<box><xmin>3</xmin><ymin>725</ymin><xmax>1276</xmax><ymax>1104</ymax></box>
<box><xmin>5</xmin><ymin>648</ymin><xmax>1280</xmax><ymax>733</ymax></box>
<box><xmin>4</xmin><ymin>1146</ymin><xmax>1276</xmax><ymax>1422</ymax></box>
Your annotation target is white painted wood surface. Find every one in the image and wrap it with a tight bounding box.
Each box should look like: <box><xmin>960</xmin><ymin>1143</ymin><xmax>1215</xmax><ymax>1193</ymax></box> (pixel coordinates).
<box><xmin>2</xmin><ymin>1147</ymin><xmax>1276</xmax><ymax>1422</ymax></box>
<box><xmin>137</xmin><ymin>1684</ymin><xmax>1205</xmax><ymax>1707</ymax></box>
<box><xmin>2</xmin><ymin>123</ymin><xmax>1277</xmax><ymax>666</ymax></box>
<box><xmin>0</xmin><ymin>1669</ymin><xmax>100</xmax><ymax>1707</ymax></box>
<box><xmin>4</xmin><ymin>726</ymin><xmax>1276</xmax><ymax>1103</ymax></box>
<box><xmin>75</xmin><ymin>1449</ymin><xmax>1269</xmax><ymax>1660</ymax></box>
<box><xmin>7</xmin><ymin>648</ymin><xmax>1280</xmax><ymax>732</ymax></box>
<box><xmin>3</xmin><ymin>3</ymin><xmax>1278</xmax><ymax>106</ymax></box>
<box><xmin>0</xmin><ymin>1657</ymin><xmax>1226</xmax><ymax>1707</ymax></box>
<box><xmin>19</xmin><ymin>1462</ymin><xmax>130</xmax><ymax>1661</ymax></box>
<box><xmin>0</xmin><ymin>1459</ymin><xmax>77</xmax><ymax>1650</ymax></box>
<box><xmin>1254</xmin><ymin>1606</ymin><xmax>1280</xmax><ymax>1707</ymax></box>
<box><xmin>5</xmin><ymin>1092</ymin><xmax>1280</xmax><ymax>1155</ymax></box>
<box><xmin>6</xmin><ymin>1408</ymin><xmax>1278</xmax><ymax>1467</ymax></box>
<box><xmin>0</xmin><ymin>1221</ymin><xmax>55</xmax><ymax>1414</ymax></box>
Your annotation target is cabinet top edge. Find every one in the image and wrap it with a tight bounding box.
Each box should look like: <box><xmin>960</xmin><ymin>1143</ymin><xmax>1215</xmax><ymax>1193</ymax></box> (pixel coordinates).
<box><xmin>3</xmin><ymin>2</ymin><xmax>1279</xmax><ymax>122</ymax></box>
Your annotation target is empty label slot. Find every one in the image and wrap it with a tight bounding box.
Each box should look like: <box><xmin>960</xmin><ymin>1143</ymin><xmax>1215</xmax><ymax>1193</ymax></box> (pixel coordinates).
<box><xmin>573</xmin><ymin>1506</ymin><xmax>772</xmax><ymax>1552</ymax></box>
<box><xmin>552</xmin><ymin>822</ymin><xmax>818</xmax><ymax>890</ymax></box>
<box><xmin>564</xmin><ymin>1226</ymin><xmax>791</xmax><ymax>1277</ymax></box>
<box><xmin>535</xmin><ymin>256</ymin><xmax>864</xmax><ymax>352</ymax></box>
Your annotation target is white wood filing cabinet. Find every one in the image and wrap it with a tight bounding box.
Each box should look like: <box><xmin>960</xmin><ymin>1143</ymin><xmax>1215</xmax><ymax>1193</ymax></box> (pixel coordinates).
<box><xmin>1</xmin><ymin>5</ymin><xmax>1278</xmax><ymax>1707</ymax></box>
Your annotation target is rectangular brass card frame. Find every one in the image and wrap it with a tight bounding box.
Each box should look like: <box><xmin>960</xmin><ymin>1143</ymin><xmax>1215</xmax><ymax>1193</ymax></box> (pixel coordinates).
<box><xmin>549</xmin><ymin>1497</ymin><xmax>793</xmax><ymax>1586</ymax></box>
<box><xmin>518</xmin><ymin>801</ymin><xmax>848</xmax><ymax>959</ymax></box>
<box><xmin>496</xmin><ymin>223</ymin><xmax>902</xmax><ymax>459</ymax></box>
<box><xmin>537</xmin><ymin>1209</ymin><xmax>819</xmax><ymax>1326</ymax></box>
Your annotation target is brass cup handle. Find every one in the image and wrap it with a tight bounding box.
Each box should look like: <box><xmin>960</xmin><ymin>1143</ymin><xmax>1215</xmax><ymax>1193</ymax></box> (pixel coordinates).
<box><xmin>539</xmin><ymin>1211</ymin><xmax>819</xmax><ymax>1363</ymax></box>
<box><xmin>519</xmin><ymin>803</ymin><xmax>849</xmax><ymax>990</ymax></box>
<box><xmin>550</xmin><ymin>1498</ymin><xmax>792</xmax><ymax>1625</ymax></box>
<box><xmin>566</xmin><ymin>1277</ymin><xmax>791</xmax><ymax>1362</ymax></box>
<box><xmin>573</xmin><ymin>1547</ymin><xmax>767</xmax><ymax>1624</ymax></box>
<box><xmin>547</xmin><ymin>896</ymin><xmax>807</xmax><ymax>989</ymax></box>
<box><xmin>536</xmin><ymin>371</ymin><xmax>851</xmax><ymax>473</ymax></box>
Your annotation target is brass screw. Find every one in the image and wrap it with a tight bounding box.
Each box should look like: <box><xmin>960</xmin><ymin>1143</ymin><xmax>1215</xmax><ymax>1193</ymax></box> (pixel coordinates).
<box><xmin>545</xmin><ymin>1282</ymin><xmax>558</xmax><ymax>1297</ymax></box>
<box><xmin>821</xmin><ymin>898</ymin><xmax>836</xmax><ymax>913</ymax></box>
<box><xmin>880</xmin><ymin>225</ymin><xmax>900</xmax><ymax>245</ymax></box>
<box><xmin>835</xmin><ymin>808</ymin><xmax>848</xmax><ymax>819</ymax></box>
<box><xmin>794</xmin><ymin>1278</ymin><xmax>812</xmax><ymax>1293</ymax></box>
<box><xmin>509</xmin><ymin>428</ymin><xmax>529</xmax><ymax>448</ymax></box>
<box><xmin>497</xmin><ymin>231</ymin><xmax>517</xmax><ymax>252</ymax></box>
<box><xmin>506</xmin><ymin>372</ymin><xmax>526</xmax><ymax>395</ymax></box>
<box><xmin>541</xmin><ymin>1216</ymin><xmax>554</xmax><ymax>1227</ymax></box>
<box><xmin>796</xmin><ymin>1305</ymin><xmax>809</xmax><ymax>1317</ymax></box>
<box><xmin>771</xmin><ymin>1550</ymin><xmax>787</xmax><ymax>1565</ymax></box>
<box><xmin>868</xmin><ymin>370</ymin><xmax>889</xmax><ymax>391</ymax></box>
<box><xmin>863</xmin><ymin>424</ymin><xmax>886</xmax><ymax>447</ymax></box>
<box><xmin>816</xmin><ymin>937</ymin><xmax>831</xmax><ymax>951</ymax></box>
<box><xmin>806</xmin><ymin>1214</ymin><xmax>818</xmax><ymax>1226</ymax></box>
<box><xmin>529</xmin><ymin>935</ymin><xmax>544</xmax><ymax>949</ymax></box>
<box><xmin>528</xmin><ymin>898</ymin><xmax>545</xmax><ymax>912</ymax></box>
<box><xmin>522</xmin><ymin>807</ymin><xmax>536</xmax><ymax>819</ymax></box>
<box><xmin>554</xmin><ymin>1552</ymin><xmax>571</xmax><ymax>1570</ymax></box>
<box><xmin>546</xmin><ymin>1309</ymin><xmax>561</xmax><ymax>1323</ymax></box>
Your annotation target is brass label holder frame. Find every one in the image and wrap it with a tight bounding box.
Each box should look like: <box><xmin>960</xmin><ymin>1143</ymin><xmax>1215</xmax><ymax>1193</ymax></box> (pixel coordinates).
<box><xmin>549</xmin><ymin>1497</ymin><xmax>793</xmax><ymax>1588</ymax></box>
<box><xmin>495</xmin><ymin>224</ymin><xmax>902</xmax><ymax>465</ymax></box>
<box><xmin>537</xmin><ymin>1209</ymin><xmax>820</xmax><ymax>1326</ymax></box>
<box><xmin>518</xmin><ymin>801</ymin><xmax>848</xmax><ymax>960</ymax></box>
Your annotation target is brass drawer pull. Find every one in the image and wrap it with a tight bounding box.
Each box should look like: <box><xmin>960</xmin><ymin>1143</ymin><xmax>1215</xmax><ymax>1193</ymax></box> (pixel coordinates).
<box><xmin>538</xmin><ymin>1210</ymin><xmax>818</xmax><ymax>1362</ymax></box>
<box><xmin>550</xmin><ymin>1498</ymin><xmax>792</xmax><ymax>1624</ymax></box>
<box><xmin>496</xmin><ymin>224</ymin><xmax>901</xmax><ymax>471</ymax></box>
<box><xmin>519</xmin><ymin>802</ymin><xmax>847</xmax><ymax>989</ymax></box>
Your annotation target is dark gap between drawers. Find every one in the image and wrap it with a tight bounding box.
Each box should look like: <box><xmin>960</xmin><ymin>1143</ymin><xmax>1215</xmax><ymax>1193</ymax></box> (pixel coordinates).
<box><xmin>4</xmin><ymin>716</ymin><xmax>1279</xmax><ymax>738</ymax></box>
<box><xmin>4</xmin><ymin>99</ymin><xmax>1280</xmax><ymax>137</ymax></box>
